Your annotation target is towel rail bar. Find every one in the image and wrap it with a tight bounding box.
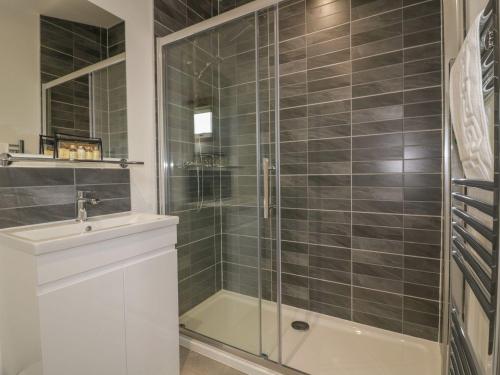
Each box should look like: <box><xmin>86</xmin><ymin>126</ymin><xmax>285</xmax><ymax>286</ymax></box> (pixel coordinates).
<box><xmin>452</xmin><ymin>192</ymin><xmax>495</xmax><ymax>216</ymax></box>
<box><xmin>450</xmin><ymin>307</ymin><xmax>483</xmax><ymax>375</ymax></box>
<box><xmin>452</xmin><ymin>207</ymin><xmax>496</xmax><ymax>242</ymax></box>
<box><xmin>452</xmin><ymin>178</ymin><xmax>496</xmax><ymax>190</ymax></box>
<box><xmin>453</xmin><ymin>223</ymin><xmax>494</xmax><ymax>267</ymax></box>
<box><xmin>452</xmin><ymin>251</ymin><xmax>494</xmax><ymax>319</ymax></box>
<box><xmin>453</xmin><ymin>239</ymin><xmax>493</xmax><ymax>292</ymax></box>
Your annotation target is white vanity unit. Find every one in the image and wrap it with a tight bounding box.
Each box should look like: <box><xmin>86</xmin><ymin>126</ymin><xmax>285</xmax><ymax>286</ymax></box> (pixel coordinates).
<box><xmin>0</xmin><ymin>212</ymin><xmax>179</xmax><ymax>375</ymax></box>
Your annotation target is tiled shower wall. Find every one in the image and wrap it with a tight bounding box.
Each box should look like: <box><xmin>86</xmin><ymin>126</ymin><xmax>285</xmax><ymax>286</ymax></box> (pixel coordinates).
<box><xmin>154</xmin><ymin>0</ymin><xmax>253</xmax><ymax>36</ymax></box>
<box><xmin>155</xmin><ymin>0</ymin><xmax>443</xmax><ymax>341</ymax></box>
<box><xmin>277</xmin><ymin>0</ymin><xmax>443</xmax><ymax>340</ymax></box>
<box><xmin>155</xmin><ymin>0</ymin><xmax>256</xmax><ymax>315</ymax></box>
<box><xmin>165</xmin><ymin>36</ymin><xmax>223</xmax><ymax>315</ymax></box>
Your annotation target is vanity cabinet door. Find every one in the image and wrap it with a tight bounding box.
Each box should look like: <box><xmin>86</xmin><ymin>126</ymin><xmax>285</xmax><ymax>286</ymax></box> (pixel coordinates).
<box><xmin>38</xmin><ymin>270</ymin><xmax>127</xmax><ymax>375</ymax></box>
<box><xmin>124</xmin><ymin>249</ymin><xmax>179</xmax><ymax>375</ymax></box>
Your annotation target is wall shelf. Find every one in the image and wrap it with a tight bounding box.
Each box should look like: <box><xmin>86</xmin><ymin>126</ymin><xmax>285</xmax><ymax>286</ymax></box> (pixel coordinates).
<box><xmin>0</xmin><ymin>153</ymin><xmax>144</xmax><ymax>169</ymax></box>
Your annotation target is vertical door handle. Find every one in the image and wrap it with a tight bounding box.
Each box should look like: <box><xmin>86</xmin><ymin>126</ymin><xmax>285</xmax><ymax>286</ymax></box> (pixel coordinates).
<box><xmin>263</xmin><ymin>157</ymin><xmax>270</xmax><ymax>219</ymax></box>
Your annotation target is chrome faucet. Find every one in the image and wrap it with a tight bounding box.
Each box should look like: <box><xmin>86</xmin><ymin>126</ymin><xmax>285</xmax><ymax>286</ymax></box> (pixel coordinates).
<box><xmin>76</xmin><ymin>191</ymin><xmax>100</xmax><ymax>222</ymax></box>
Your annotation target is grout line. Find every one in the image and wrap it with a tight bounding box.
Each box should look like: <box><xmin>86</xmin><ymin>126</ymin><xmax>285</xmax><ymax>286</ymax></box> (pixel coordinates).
<box><xmin>0</xmin><ymin>202</ymin><xmax>75</xmax><ymax>211</ymax></box>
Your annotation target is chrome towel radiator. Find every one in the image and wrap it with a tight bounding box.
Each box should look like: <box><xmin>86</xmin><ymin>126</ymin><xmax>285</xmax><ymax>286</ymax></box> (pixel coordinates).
<box><xmin>448</xmin><ymin>0</ymin><xmax>499</xmax><ymax>374</ymax></box>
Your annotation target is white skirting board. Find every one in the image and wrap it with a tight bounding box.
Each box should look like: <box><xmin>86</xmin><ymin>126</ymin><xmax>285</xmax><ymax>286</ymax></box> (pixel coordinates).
<box><xmin>179</xmin><ymin>335</ymin><xmax>282</xmax><ymax>375</ymax></box>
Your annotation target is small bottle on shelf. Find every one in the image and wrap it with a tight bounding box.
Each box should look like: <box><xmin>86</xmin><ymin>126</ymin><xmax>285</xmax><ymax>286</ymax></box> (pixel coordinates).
<box><xmin>85</xmin><ymin>146</ymin><xmax>93</xmax><ymax>160</ymax></box>
<box><xmin>92</xmin><ymin>146</ymin><xmax>101</xmax><ymax>161</ymax></box>
<box><xmin>77</xmin><ymin>145</ymin><xmax>85</xmax><ymax>160</ymax></box>
<box><xmin>69</xmin><ymin>145</ymin><xmax>78</xmax><ymax>160</ymax></box>
<box><xmin>58</xmin><ymin>146</ymin><xmax>68</xmax><ymax>159</ymax></box>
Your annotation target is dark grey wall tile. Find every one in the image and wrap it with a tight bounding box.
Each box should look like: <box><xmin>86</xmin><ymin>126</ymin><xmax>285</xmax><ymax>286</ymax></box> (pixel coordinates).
<box><xmin>352</xmin><ymin>236</ymin><xmax>403</xmax><ymax>254</ymax></box>
<box><xmin>86</xmin><ymin>198</ymin><xmax>131</xmax><ymax>217</ymax></box>
<box><xmin>76</xmin><ymin>183</ymin><xmax>130</xmax><ymax>200</ymax></box>
<box><xmin>0</xmin><ymin>168</ymin><xmax>74</xmax><ymax>187</ymax></box>
<box><xmin>0</xmin><ymin>204</ymin><xmax>75</xmax><ymax>229</ymax></box>
<box><xmin>403</xmin><ymin>322</ymin><xmax>438</xmax><ymax>341</ymax></box>
<box><xmin>0</xmin><ymin>186</ymin><xmax>75</xmax><ymax>209</ymax></box>
<box><xmin>75</xmin><ymin>168</ymin><xmax>130</xmax><ymax>184</ymax></box>
<box><xmin>310</xmin><ymin>301</ymin><xmax>351</xmax><ymax>319</ymax></box>
<box><xmin>351</xmin><ymin>0</ymin><xmax>402</xmax><ymax>21</ymax></box>
<box><xmin>354</xmin><ymin>298</ymin><xmax>402</xmax><ymax>320</ymax></box>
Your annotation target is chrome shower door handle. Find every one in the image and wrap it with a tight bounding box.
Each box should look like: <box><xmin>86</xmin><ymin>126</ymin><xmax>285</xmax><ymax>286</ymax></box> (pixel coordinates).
<box><xmin>263</xmin><ymin>157</ymin><xmax>270</xmax><ymax>219</ymax></box>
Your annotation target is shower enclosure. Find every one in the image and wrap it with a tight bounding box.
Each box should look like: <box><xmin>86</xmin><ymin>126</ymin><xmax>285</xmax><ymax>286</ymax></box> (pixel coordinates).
<box><xmin>157</xmin><ymin>1</ymin><xmax>444</xmax><ymax>374</ymax></box>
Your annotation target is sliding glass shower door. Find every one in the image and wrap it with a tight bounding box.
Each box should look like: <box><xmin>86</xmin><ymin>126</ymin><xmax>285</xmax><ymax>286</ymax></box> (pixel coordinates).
<box><xmin>159</xmin><ymin>6</ymin><xmax>279</xmax><ymax>360</ymax></box>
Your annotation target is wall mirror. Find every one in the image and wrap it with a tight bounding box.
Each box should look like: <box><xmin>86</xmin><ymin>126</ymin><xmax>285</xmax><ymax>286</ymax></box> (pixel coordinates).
<box><xmin>0</xmin><ymin>0</ymin><xmax>128</xmax><ymax>160</ymax></box>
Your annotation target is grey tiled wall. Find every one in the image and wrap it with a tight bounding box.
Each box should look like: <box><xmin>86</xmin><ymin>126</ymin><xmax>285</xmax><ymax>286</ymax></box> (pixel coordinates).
<box><xmin>94</xmin><ymin>61</ymin><xmax>128</xmax><ymax>159</ymax></box>
<box><xmin>0</xmin><ymin>168</ymin><xmax>131</xmax><ymax>229</ymax></box>
<box><xmin>154</xmin><ymin>0</ymin><xmax>254</xmax><ymax>37</ymax></box>
<box><xmin>108</xmin><ymin>22</ymin><xmax>126</xmax><ymax>57</ymax></box>
<box><xmin>41</xmin><ymin>16</ymin><xmax>126</xmax><ymax>140</ymax></box>
<box><xmin>157</xmin><ymin>1</ymin><xmax>222</xmax><ymax>315</ymax></box>
<box><xmin>156</xmin><ymin>0</ymin><xmax>443</xmax><ymax>341</ymax></box>
<box><xmin>41</xmin><ymin>16</ymin><xmax>107</xmax><ymax>138</ymax></box>
<box><xmin>277</xmin><ymin>0</ymin><xmax>442</xmax><ymax>341</ymax></box>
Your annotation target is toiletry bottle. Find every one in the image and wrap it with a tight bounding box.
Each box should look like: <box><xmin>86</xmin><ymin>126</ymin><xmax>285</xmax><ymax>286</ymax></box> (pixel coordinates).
<box><xmin>58</xmin><ymin>146</ymin><xmax>66</xmax><ymax>159</ymax></box>
<box><xmin>93</xmin><ymin>146</ymin><xmax>101</xmax><ymax>160</ymax></box>
<box><xmin>77</xmin><ymin>145</ymin><xmax>85</xmax><ymax>160</ymax></box>
<box><xmin>85</xmin><ymin>146</ymin><xmax>93</xmax><ymax>160</ymax></box>
<box><xmin>69</xmin><ymin>145</ymin><xmax>77</xmax><ymax>160</ymax></box>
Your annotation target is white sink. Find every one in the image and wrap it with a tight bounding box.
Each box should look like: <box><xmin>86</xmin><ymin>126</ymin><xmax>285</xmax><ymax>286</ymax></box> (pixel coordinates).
<box><xmin>0</xmin><ymin>212</ymin><xmax>178</xmax><ymax>255</ymax></box>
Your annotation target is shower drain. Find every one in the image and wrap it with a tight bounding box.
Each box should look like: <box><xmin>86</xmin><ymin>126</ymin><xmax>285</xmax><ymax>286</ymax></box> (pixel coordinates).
<box><xmin>291</xmin><ymin>321</ymin><xmax>310</xmax><ymax>331</ymax></box>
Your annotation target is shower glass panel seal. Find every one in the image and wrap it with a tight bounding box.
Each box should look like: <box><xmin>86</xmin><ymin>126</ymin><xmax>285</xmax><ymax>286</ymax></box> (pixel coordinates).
<box><xmin>155</xmin><ymin>0</ymin><xmax>285</xmax><ymax>366</ymax></box>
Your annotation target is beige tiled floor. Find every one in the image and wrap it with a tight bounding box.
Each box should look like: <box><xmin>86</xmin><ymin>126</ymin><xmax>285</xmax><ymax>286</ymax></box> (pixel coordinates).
<box><xmin>180</xmin><ymin>347</ymin><xmax>246</xmax><ymax>375</ymax></box>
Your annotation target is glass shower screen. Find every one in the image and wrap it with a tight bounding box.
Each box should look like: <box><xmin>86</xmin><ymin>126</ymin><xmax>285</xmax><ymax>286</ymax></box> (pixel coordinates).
<box><xmin>159</xmin><ymin>7</ymin><xmax>279</xmax><ymax>360</ymax></box>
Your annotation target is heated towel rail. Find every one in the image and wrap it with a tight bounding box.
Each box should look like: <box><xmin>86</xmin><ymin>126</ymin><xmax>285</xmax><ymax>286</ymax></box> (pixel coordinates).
<box><xmin>449</xmin><ymin>0</ymin><xmax>499</xmax><ymax>373</ymax></box>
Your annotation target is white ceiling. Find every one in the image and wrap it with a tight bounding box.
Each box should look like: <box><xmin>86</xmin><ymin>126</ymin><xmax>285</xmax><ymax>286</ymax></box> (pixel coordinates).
<box><xmin>1</xmin><ymin>0</ymin><xmax>123</xmax><ymax>28</ymax></box>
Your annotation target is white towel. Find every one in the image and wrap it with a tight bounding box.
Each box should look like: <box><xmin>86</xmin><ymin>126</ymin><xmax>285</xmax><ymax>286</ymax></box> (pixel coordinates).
<box><xmin>450</xmin><ymin>10</ymin><xmax>494</xmax><ymax>181</ymax></box>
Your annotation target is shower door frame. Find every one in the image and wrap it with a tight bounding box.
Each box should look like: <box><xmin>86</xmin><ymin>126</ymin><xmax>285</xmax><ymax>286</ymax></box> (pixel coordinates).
<box><xmin>155</xmin><ymin>1</ymin><xmax>297</xmax><ymax>372</ymax></box>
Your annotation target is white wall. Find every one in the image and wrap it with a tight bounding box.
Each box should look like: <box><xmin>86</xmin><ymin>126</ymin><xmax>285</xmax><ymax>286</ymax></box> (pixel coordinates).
<box><xmin>0</xmin><ymin>4</ymin><xmax>40</xmax><ymax>154</ymax></box>
<box><xmin>89</xmin><ymin>0</ymin><xmax>157</xmax><ymax>214</ymax></box>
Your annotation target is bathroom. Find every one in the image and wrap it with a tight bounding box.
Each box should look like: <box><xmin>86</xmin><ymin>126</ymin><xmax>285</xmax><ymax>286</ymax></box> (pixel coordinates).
<box><xmin>0</xmin><ymin>0</ymin><xmax>497</xmax><ymax>374</ymax></box>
